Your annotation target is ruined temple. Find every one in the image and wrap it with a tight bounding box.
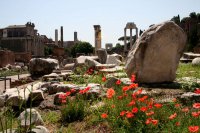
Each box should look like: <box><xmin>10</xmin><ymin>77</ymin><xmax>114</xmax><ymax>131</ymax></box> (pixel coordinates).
<box><xmin>0</xmin><ymin>22</ymin><xmax>44</xmax><ymax>56</ymax></box>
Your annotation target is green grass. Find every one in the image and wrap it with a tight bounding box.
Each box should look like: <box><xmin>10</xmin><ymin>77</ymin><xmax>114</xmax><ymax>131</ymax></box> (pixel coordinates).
<box><xmin>177</xmin><ymin>63</ymin><xmax>200</xmax><ymax>79</ymax></box>
<box><xmin>0</xmin><ymin>69</ymin><xmax>29</xmax><ymax>77</ymax></box>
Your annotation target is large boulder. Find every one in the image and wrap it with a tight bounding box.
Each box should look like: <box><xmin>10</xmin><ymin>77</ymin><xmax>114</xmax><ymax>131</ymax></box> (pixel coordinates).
<box><xmin>125</xmin><ymin>21</ymin><xmax>187</xmax><ymax>83</ymax></box>
<box><xmin>29</xmin><ymin>58</ymin><xmax>59</xmax><ymax>76</ymax></box>
<box><xmin>97</xmin><ymin>49</ymin><xmax>107</xmax><ymax>64</ymax></box>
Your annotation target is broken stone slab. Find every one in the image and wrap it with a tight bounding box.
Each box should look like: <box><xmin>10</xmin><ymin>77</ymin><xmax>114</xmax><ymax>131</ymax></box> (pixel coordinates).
<box><xmin>176</xmin><ymin>77</ymin><xmax>200</xmax><ymax>84</ymax></box>
<box><xmin>6</xmin><ymin>88</ymin><xmax>30</xmax><ymax>106</ymax></box>
<box><xmin>99</xmin><ymin>66</ymin><xmax>124</xmax><ymax>73</ymax></box>
<box><xmin>18</xmin><ymin>108</ymin><xmax>44</xmax><ymax>127</ymax></box>
<box><xmin>120</xmin><ymin>78</ymin><xmax>132</xmax><ymax>85</ymax></box>
<box><xmin>85</xmin><ymin>58</ymin><xmax>102</xmax><ymax>68</ymax></box>
<box><xmin>32</xmin><ymin>125</ymin><xmax>50</xmax><ymax>133</ymax></box>
<box><xmin>95</xmin><ymin>64</ymin><xmax>116</xmax><ymax>69</ymax></box>
<box><xmin>87</xmin><ymin>83</ymin><xmax>102</xmax><ymax>94</ymax></box>
<box><xmin>104</xmin><ymin>77</ymin><xmax>133</xmax><ymax>88</ymax></box>
<box><xmin>75</xmin><ymin>56</ymin><xmax>99</xmax><ymax>66</ymax></box>
<box><xmin>183</xmin><ymin>52</ymin><xmax>200</xmax><ymax>59</ymax></box>
<box><xmin>64</xmin><ymin>63</ymin><xmax>75</xmax><ymax>70</ymax></box>
<box><xmin>111</xmin><ymin>53</ymin><xmax>123</xmax><ymax>61</ymax></box>
<box><xmin>97</xmin><ymin>48</ymin><xmax>107</xmax><ymax>64</ymax></box>
<box><xmin>56</xmin><ymin>84</ymin><xmax>80</xmax><ymax>93</ymax></box>
<box><xmin>106</xmin><ymin>55</ymin><xmax>122</xmax><ymax>66</ymax></box>
<box><xmin>47</xmin><ymin>83</ymin><xmax>61</xmax><ymax>94</ymax></box>
<box><xmin>125</xmin><ymin>21</ymin><xmax>187</xmax><ymax>83</ymax></box>
<box><xmin>29</xmin><ymin>90</ymin><xmax>44</xmax><ymax>101</ymax></box>
<box><xmin>42</xmin><ymin>73</ymin><xmax>59</xmax><ymax>81</ymax></box>
<box><xmin>178</xmin><ymin>92</ymin><xmax>200</xmax><ymax>104</ymax></box>
<box><xmin>106</xmin><ymin>73</ymin><xmax>127</xmax><ymax>78</ymax></box>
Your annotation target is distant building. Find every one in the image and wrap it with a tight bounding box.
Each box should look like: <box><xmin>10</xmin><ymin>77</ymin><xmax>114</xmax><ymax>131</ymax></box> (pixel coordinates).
<box><xmin>63</xmin><ymin>31</ymin><xmax>79</xmax><ymax>49</ymax></box>
<box><xmin>0</xmin><ymin>22</ymin><xmax>45</xmax><ymax>56</ymax></box>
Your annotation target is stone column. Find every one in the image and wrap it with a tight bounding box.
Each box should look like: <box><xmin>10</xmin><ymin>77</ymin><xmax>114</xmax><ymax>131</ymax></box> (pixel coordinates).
<box><xmin>55</xmin><ymin>29</ymin><xmax>58</xmax><ymax>46</ymax></box>
<box><xmin>74</xmin><ymin>31</ymin><xmax>78</xmax><ymax>42</ymax></box>
<box><xmin>130</xmin><ymin>28</ymin><xmax>133</xmax><ymax>49</ymax></box>
<box><xmin>136</xmin><ymin>27</ymin><xmax>138</xmax><ymax>40</ymax></box>
<box><xmin>94</xmin><ymin>25</ymin><xmax>101</xmax><ymax>55</ymax></box>
<box><xmin>60</xmin><ymin>26</ymin><xmax>63</xmax><ymax>47</ymax></box>
<box><xmin>124</xmin><ymin>28</ymin><xmax>127</xmax><ymax>52</ymax></box>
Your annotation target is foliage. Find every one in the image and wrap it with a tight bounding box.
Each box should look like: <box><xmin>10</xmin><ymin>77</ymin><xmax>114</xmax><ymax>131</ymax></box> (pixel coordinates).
<box><xmin>0</xmin><ymin>69</ymin><xmax>28</xmax><ymax>77</ymax></box>
<box><xmin>44</xmin><ymin>46</ymin><xmax>53</xmax><ymax>56</ymax></box>
<box><xmin>71</xmin><ymin>41</ymin><xmax>94</xmax><ymax>57</ymax></box>
<box><xmin>60</xmin><ymin>95</ymin><xmax>86</xmax><ymax>123</ymax></box>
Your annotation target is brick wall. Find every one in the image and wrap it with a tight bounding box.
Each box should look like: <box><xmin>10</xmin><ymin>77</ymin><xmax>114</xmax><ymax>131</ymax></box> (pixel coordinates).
<box><xmin>0</xmin><ymin>50</ymin><xmax>15</xmax><ymax>68</ymax></box>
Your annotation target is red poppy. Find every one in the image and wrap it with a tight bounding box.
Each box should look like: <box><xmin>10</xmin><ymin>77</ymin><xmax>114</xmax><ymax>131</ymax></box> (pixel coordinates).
<box><xmin>188</xmin><ymin>126</ymin><xmax>199</xmax><ymax>133</ymax></box>
<box><xmin>79</xmin><ymin>87</ymin><xmax>91</xmax><ymax>94</ymax></box>
<box><xmin>129</xmin><ymin>83</ymin><xmax>138</xmax><ymax>89</ymax></box>
<box><xmin>194</xmin><ymin>88</ymin><xmax>200</xmax><ymax>94</ymax></box>
<box><xmin>140</xmin><ymin>106</ymin><xmax>148</xmax><ymax>112</ymax></box>
<box><xmin>182</xmin><ymin>107</ymin><xmax>189</xmax><ymax>113</ymax></box>
<box><xmin>122</xmin><ymin>86</ymin><xmax>130</xmax><ymax>92</ymax></box>
<box><xmin>175</xmin><ymin>122</ymin><xmax>180</xmax><ymax>126</ymax></box>
<box><xmin>175</xmin><ymin>104</ymin><xmax>181</xmax><ymax>108</ymax></box>
<box><xmin>65</xmin><ymin>91</ymin><xmax>71</xmax><ymax>96</ymax></box>
<box><xmin>70</xmin><ymin>88</ymin><xmax>76</xmax><ymax>93</ymax></box>
<box><xmin>146</xmin><ymin>111</ymin><xmax>154</xmax><ymax>116</ymax></box>
<box><xmin>145</xmin><ymin>118</ymin><xmax>152</xmax><ymax>125</ymax></box>
<box><xmin>138</xmin><ymin>95</ymin><xmax>148</xmax><ymax>102</ymax></box>
<box><xmin>151</xmin><ymin>119</ymin><xmax>158</xmax><ymax>125</ymax></box>
<box><xmin>123</xmin><ymin>93</ymin><xmax>128</xmax><ymax>97</ymax></box>
<box><xmin>118</xmin><ymin>95</ymin><xmax>123</xmax><ymax>100</ymax></box>
<box><xmin>154</xmin><ymin>103</ymin><xmax>162</xmax><ymax>108</ymax></box>
<box><xmin>101</xmin><ymin>113</ymin><xmax>108</xmax><ymax>119</ymax></box>
<box><xmin>102</xmin><ymin>77</ymin><xmax>106</xmax><ymax>82</ymax></box>
<box><xmin>111</xmin><ymin>104</ymin><xmax>115</xmax><ymax>108</ymax></box>
<box><xmin>193</xmin><ymin>103</ymin><xmax>200</xmax><ymax>109</ymax></box>
<box><xmin>192</xmin><ymin>112</ymin><xmax>199</xmax><ymax>118</ymax></box>
<box><xmin>106</xmin><ymin>88</ymin><xmax>115</xmax><ymax>99</ymax></box>
<box><xmin>120</xmin><ymin>111</ymin><xmax>126</xmax><ymax>116</ymax></box>
<box><xmin>131</xmin><ymin>74</ymin><xmax>136</xmax><ymax>83</ymax></box>
<box><xmin>132</xmin><ymin>107</ymin><xmax>138</xmax><ymax>114</ymax></box>
<box><xmin>169</xmin><ymin>113</ymin><xmax>177</xmax><ymax>120</ymax></box>
<box><xmin>127</xmin><ymin>100</ymin><xmax>135</xmax><ymax>106</ymax></box>
<box><xmin>136</xmin><ymin>88</ymin><xmax>143</xmax><ymax>95</ymax></box>
<box><xmin>116</xmin><ymin>80</ymin><xmax>121</xmax><ymax>85</ymax></box>
<box><xmin>61</xmin><ymin>99</ymin><xmax>66</xmax><ymax>103</ymax></box>
<box><xmin>126</xmin><ymin>112</ymin><xmax>134</xmax><ymax>118</ymax></box>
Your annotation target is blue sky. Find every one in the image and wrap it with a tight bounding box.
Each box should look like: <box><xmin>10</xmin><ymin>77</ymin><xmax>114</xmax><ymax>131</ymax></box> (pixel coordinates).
<box><xmin>1</xmin><ymin>0</ymin><xmax>200</xmax><ymax>47</ymax></box>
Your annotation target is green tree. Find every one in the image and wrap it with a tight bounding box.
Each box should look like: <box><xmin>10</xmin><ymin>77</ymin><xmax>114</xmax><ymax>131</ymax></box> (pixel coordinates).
<box><xmin>189</xmin><ymin>12</ymin><xmax>197</xmax><ymax>19</ymax></box>
<box><xmin>71</xmin><ymin>41</ymin><xmax>94</xmax><ymax>57</ymax></box>
<box><xmin>44</xmin><ymin>46</ymin><xmax>53</xmax><ymax>56</ymax></box>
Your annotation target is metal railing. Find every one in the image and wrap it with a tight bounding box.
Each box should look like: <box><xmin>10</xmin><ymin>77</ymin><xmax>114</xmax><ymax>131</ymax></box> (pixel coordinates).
<box><xmin>0</xmin><ymin>76</ymin><xmax>11</xmax><ymax>92</ymax></box>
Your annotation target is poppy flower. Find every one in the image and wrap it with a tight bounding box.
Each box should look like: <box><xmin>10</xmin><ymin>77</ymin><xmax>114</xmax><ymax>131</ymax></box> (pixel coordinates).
<box><xmin>111</xmin><ymin>104</ymin><xmax>115</xmax><ymax>108</ymax></box>
<box><xmin>145</xmin><ymin>118</ymin><xmax>152</xmax><ymax>125</ymax></box>
<box><xmin>169</xmin><ymin>113</ymin><xmax>177</xmax><ymax>120</ymax></box>
<box><xmin>127</xmin><ymin>100</ymin><xmax>135</xmax><ymax>106</ymax></box>
<box><xmin>140</xmin><ymin>106</ymin><xmax>148</xmax><ymax>112</ymax></box>
<box><xmin>138</xmin><ymin>95</ymin><xmax>148</xmax><ymax>102</ymax></box>
<box><xmin>126</xmin><ymin>112</ymin><xmax>134</xmax><ymax>118</ymax></box>
<box><xmin>151</xmin><ymin>119</ymin><xmax>158</xmax><ymax>125</ymax></box>
<box><xmin>131</xmin><ymin>74</ymin><xmax>136</xmax><ymax>83</ymax></box>
<box><xmin>61</xmin><ymin>99</ymin><xmax>66</xmax><ymax>103</ymax></box>
<box><xmin>101</xmin><ymin>113</ymin><xmax>108</xmax><ymax>119</ymax></box>
<box><xmin>120</xmin><ymin>111</ymin><xmax>126</xmax><ymax>116</ymax></box>
<box><xmin>129</xmin><ymin>83</ymin><xmax>138</xmax><ymax>89</ymax></box>
<box><xmin>65</xmin><ymin>91</ymin><xmax>71</xmax><ymax>96</ymax></box>
<box><xmin>192</xmin><ymin>112</ymin><xmax>199</xmax><ymax>118</ymax></box>
<box><xmin>182</xmin><ymin>107</ymin><xmax>189</xmax><ymax>113</ymax></box>
<box><xmin>106</xmin><ymin>88</ymin><xmax>115</xmax><ymax>99</ymax></box>
<box><xmin>132</xmin><ymin>107</ymin><xmax>138</xmax><ymax>114</ymax></box>
<box><xmin>175</xmin><ymin>104</ymin><xmax>181</xmax><ymax>108</ymax></box>
<box><xmin>122</xmin><ymin>86</ymin><xmax>130</xmax><ymax>92</ymax></box>
<box><xmin>193</xmin><ymin>103</ymin><xmax>200</xmax><ymax>109</ymax></box>
<box><xmin>175</xmin><ymin>122</ymin><xmax>180</xmax><ymax>126</ymax></box>
<box><xmin>70</xmin><ymin>88</ymin><xmax>76</xmax><ymax>93</ymax></box>
<box><xmin>116</xmin><ymin>80</ymin><xmax>121</xmax><ymax>85</ymax></box>
<box><xmin>118</xmin><ymin>95</ymin><xmax>123</xmax><ymax>100</ymax></box>
<box><xmin>102</xmin><ymin>77</ymin><xmax>106</xmax><ymax>82</ymax></box>
<box><xmin>146</xmin><ymin>111</ymin><xmax>154</xmax><ymax>116</ymax></box>
<box><xmin>188</xmin><ymin>126</ymin><xmax>199</xmax><ymax>133</ymax></box>
<box><xmin>154</xmin><ymin>103</ymin><xmax>162</xmax><ymax>108</ymax></box>
<box><xmin>194</xmin><ymin>88</ymin><xmax>200</xmax><ymax>94</ymax></box>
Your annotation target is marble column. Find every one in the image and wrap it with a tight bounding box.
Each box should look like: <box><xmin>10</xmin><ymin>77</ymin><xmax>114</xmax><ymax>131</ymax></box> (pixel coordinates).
<box><xmin>130</xmin><ymin>28</ymin><xmax>133</xmax><ymax>49</ymax></box>
<box><xmin>124</xmin><ymin>28</ymin><xmax>127</xmax><ymax>52</ymax></box>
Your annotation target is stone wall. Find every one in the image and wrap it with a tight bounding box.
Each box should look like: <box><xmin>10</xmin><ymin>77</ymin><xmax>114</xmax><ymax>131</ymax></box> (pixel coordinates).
<box><xmin>0</xmin><ymin>50</ymin><xmax>15</xmax><ymax>68</ymax></box>
<box><xmin>15</xmin><ymin>52</ymin><xmax>32</xmax><ymax>63</ymax></box>
<box><xmin>52</xmin><ymin>47</ymin><xmax>65</xmax><ymax>57</ymax></box>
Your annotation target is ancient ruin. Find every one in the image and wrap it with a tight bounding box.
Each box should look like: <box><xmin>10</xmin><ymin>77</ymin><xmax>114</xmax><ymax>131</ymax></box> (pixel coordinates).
<box><xmin>94</xmin><ymin>25</ymin><xmax>101</xmax><ymax>55</ymax></box>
